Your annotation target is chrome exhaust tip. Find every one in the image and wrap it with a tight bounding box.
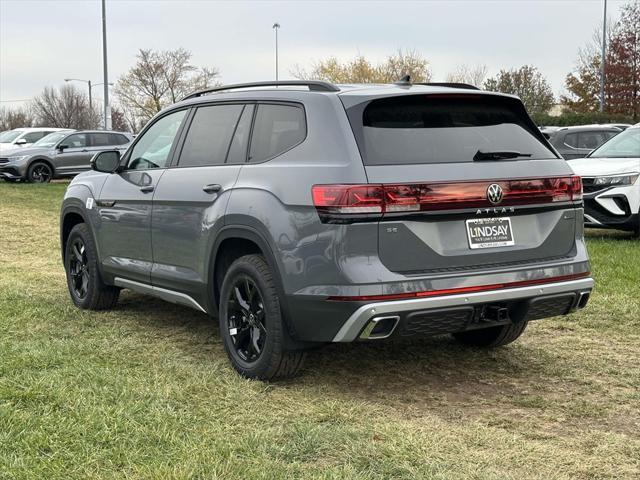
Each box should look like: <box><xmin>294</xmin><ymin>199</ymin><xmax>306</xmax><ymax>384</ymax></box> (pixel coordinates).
<box><xmin>360</xmin><ymin>315</ymin><xmax>400</xmax><ymax>340</ymax></box>
<box><xmin>576</xmin><ymin>291</ymin><xmax>591</xmax><ymax>309</ymax></box>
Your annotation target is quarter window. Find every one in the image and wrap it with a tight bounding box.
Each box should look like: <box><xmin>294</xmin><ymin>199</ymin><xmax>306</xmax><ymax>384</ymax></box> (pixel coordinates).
<box><xmin>564</xmin><ymin>133</ymin><xmax>579</xmax><ymax>148</ymax></box>
<box><xmin>178</xmin><ymin>104</ymin><xmax>244</xmax><ymax>167</ymax></box>
<box><xmin>249</xmin><ymin>104</ymin><xmax>306</xmax><ymax>162</ymax></box>
<box><xmin>128</xmin><ymin>109</ymin><xmax>187</xmax><ymax>170</ymax></box>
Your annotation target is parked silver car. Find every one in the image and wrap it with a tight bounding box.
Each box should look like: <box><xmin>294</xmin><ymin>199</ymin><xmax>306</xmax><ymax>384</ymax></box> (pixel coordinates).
<box><xmin>0</xmin><ymin>130</ymin><xmax>132</xmax><ymax>183</ymax></box>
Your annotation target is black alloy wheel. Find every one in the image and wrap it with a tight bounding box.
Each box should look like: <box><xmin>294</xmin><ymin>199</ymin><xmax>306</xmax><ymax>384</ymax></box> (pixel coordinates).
<box><xmin>68</xmin><ymin>237</ymin><xmax>90</xmax><ymax>299</ymax></box>
<box><xmin>226</xmin><ymin>275</ymin><xmax>267</xmax><ymax>363</ymax></box>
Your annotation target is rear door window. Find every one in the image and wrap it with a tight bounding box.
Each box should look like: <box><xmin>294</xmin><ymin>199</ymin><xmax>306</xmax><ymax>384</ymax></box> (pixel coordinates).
<box><xmin>350</xmin><ymin>95</ymin><xmax>556</xmax><ymax>165</ymax></box>
<box><xmin>178</xmin><ymin>104</ymin><xmax>244</xmax><ymax>167</ymax></box>
<box><xmin>577</xmin><ymin>131</ymin><xmax>607</xmax><ymax>150</ymax></box>
<box><xmin>89</xmin><ymin>133</ymin><xmax>112</xmax><ymax>147</ymax></box>
<box><xmin>248</xmin><ymin>104</ymin><xmax>306</xmax><ymax>162</ymax></box>
<box><xmin>564</xmin><ymin>133</ymin><xmax>579</xmax><ymax>148</ymax></box>
<box><xmin>226</xmin><ymin>105</ymin><xmax>254</xmax><ymax>164</ymax></box>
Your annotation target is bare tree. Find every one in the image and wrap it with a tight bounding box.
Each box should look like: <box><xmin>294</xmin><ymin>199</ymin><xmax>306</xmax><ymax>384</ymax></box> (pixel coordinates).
<box><xmin>31</xmin><ymin>84</ymin><xmax>101</xmax><ymax>129</ymax></box>
<box><xmin>445</xmin><ymin>64</ymin><xmax>488</xmax><ymax>87</ymax></box>
<box><xmin>293</xmin><ymin>50</ymin><xmax>432</xmax><ymax>83</ymax></box>
<box><xmin>114</xmin><ymin>48</ymin><xmax>220</xmax><ymax>130</ymax></box>
<box><xmin>0</xmin><ymin>105</ymin><xmax>35</xmax><ymax>131</ymax></box>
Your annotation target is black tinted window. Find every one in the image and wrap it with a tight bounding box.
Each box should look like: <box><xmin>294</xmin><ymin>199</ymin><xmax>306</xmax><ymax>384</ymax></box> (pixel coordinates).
<box><xmin>249</xmin><ymin>104</ymin><xmax>306</xmax><ymax>162</ymax></box>
<box><xmin>564</xmin><ymin>133</ymin><xmax>579</xmax><ymax>148</ymax></box>
<box><xmin>354</xmin><ymin>96</ymin><xmax>555</xmax><ymax>165</ymax></box>
<box><xmin>90</xmin><ymin>133</ymin><xmax>111</xmax><ymax>147</ymax></box>
<box><xmin>110</xmin><ymin>134</ymin><xmax>130</xmax><ymax>145</ymax></box>
<box><xmin>179</xmin><ymin>104</ymin><xmax>243</xmax><ymax>167</ymax></box>
<box><xmin>577</xmin><ymin>131</ymin><xmax>616</xmax><ymax>149</ymax></box>
<box><xmin>227</xmin><ymin>105</ymin><xmax>254</xmax><ymax>164</ymax></box>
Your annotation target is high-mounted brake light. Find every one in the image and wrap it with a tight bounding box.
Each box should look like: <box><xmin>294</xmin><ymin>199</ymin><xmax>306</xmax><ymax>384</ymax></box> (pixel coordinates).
<box><xmin>312</xmin><ymin>176</ymin><xmax>583</xmax><ymax>223</ymax></box>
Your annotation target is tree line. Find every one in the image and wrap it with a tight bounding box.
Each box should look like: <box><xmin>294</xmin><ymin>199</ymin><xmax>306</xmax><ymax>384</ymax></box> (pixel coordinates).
<box><xmin>1</xmin><ymin>0</ymin><xmax>637</xmax><ymax>133</ymax></box>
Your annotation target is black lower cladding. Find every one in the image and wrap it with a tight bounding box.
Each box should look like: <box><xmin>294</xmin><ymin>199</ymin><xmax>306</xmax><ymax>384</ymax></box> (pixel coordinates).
<box><xmin>584</xmin><ymin>197</ymin><xmax>638</xmax><ymax>231</ymax></box>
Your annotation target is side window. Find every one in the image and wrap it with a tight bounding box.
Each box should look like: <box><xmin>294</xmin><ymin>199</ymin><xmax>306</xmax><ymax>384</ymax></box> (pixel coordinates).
<box><xmin>226</xmin><ymin>105</ymin><xmax>254</xmax><ymax>164</ymax></box>
<box><xmin>249</xmin><ymin>104</ymin><xmax>306</xmax><ymax>162</ymax></box>
<box><xmin>577</xmin><ymin>132</ymin><xmax>603</xmax><ymax>150</ymax></box>
<box><xmin>178</xmin><ymin>104</ymin><xmax>243</xmax><ymax>167</ymax></box>
<box><xmin>23</xmin><ymin>131</ymin><xmax>48</xmax><ymax>143</ymax></box>
<box><xmin>564</xmin><ymin>132</ymin><xmax>579</xmax><ymax>148</ymax></box>
<box><xmin>89</xmin><ymin>133</ymin><xmax>112</xmax><ymax>147</ymax></box>
<box><xmin>110</xmin><ymin>134</ymin><xmax>130</xmax><ymax>145</ymax></box>
<box><xmin>128</xmin><ymin>109</ymin><xmax>187</xmax><ymax>170</ymax></box>
<box><xmin>63</xmin><ymin>133</ymin><xmax>88</xmax><ymax>148</ymax></box>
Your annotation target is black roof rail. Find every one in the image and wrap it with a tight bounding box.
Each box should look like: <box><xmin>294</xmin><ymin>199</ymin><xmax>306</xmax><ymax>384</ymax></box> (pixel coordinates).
<box><xmin>181</xmin><ymin>81</ymin><xmax>340</xmax><ymax>101</ymax></box>
<box><xmin>418</xmin><ymin>82</ymin><xmax>481</xmax><ymax>90</ymax></box>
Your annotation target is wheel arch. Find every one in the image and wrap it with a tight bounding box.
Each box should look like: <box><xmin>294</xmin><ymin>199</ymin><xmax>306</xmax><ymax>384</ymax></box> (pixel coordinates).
<box><xmin>209</xmin><ymin>225</ymin><xmax>302</xmax><ymax>346</ymax></box>
<box><xmin>27</xmin><ymin>157</ymin><xmax>56</xmax><ymax>178</ymax></box>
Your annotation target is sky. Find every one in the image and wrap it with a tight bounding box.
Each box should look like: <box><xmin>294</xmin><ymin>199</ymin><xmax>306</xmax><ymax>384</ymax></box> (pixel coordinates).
<box><xmin>0</xmin><ymin>0</ymin><xmax>628</xmax><ymax>109</ymax></box>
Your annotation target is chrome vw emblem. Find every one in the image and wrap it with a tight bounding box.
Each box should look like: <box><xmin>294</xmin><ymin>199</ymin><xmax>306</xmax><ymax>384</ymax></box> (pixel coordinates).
<box><xmin>486</xmin><ymin>184</ymin><xmax>504</xmax><ymax>204</ymax></box>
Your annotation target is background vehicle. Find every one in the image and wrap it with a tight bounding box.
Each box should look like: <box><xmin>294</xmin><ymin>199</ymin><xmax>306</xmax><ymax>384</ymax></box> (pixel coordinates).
<box><xmin>547</xmin><ymin>125</ymin><xmax>622</xmax><ymax>159</ymax></box>
<box><xmin>569</xmin><ymin>124</ymin><xmax>640</xmax><ymax>236</ymax></box>
<box><xmin>0</xmin><ymin>127</ymin><xmax>70</xmax><ymax>151</ymax></box>
<box><xmin>0</xmin><ymin>130</ymin><xmax>132</xmax><ymax>183</ymax></box>
<box><xmin>60</xmin><ymin>80</ymin><xmax>593</xmax><ymax>380</ymax></box>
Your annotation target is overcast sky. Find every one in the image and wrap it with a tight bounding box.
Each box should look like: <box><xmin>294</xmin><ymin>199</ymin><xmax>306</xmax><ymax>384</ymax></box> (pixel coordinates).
<box><xmin>0</xmin><ymin>0</ymin><xmax>627</xmax><ymax>108</ymax></box>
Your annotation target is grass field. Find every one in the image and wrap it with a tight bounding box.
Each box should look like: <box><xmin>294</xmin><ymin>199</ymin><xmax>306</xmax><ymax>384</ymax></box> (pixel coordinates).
<box><xmin>1</xmin><ymin>181</ymin><xmax>639</xmax><ymax>479</ymax></box>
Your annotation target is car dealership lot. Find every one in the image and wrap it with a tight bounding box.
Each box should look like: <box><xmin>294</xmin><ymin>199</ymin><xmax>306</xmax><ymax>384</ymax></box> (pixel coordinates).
<box><xmin>1</xmin><ymin>182</ymin><xmax>638</xmax><ymax>479</ymax></box>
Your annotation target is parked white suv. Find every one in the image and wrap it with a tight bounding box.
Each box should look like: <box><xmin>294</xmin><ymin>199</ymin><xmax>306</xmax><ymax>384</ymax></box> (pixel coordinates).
<box><xmin>0</xmin><ymin>127</ymin><xmax>71</xmax><ymax>152</ymax></box>
<box><xmin>568</xmin><ymin>124</ymin><xmax>640</xmax><ymax>236</ymax></box>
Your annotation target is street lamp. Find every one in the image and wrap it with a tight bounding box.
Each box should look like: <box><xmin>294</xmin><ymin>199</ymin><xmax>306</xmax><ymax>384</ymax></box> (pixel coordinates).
<box><xmin>102</xmin><ymin>0</ymin><xmax>111</xmax><ymax>130</ymax></box>
<box><xmin>272</xmin><ymin>22</ymin><xmax>280</xmax><ymax>82</ymax></box>
<box><xmin>600</xmin><ymin>0</ymin><xmax>607</xmax><ymax>113</ymax></box>
<box><xmin>64</xmin><ymin>78</ymin><xmax>92</xmax><ymax>111</ymax></box>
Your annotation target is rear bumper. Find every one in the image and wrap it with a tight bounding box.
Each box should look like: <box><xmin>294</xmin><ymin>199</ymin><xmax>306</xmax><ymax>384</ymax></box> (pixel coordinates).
<box><xmin>332</xmin><ymin>277</ymin><xmax>593</xmax><ymax>341</ymax></box>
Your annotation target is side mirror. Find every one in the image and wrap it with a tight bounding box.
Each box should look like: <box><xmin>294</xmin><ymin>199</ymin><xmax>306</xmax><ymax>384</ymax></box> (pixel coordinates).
<box><xmin>91</xmin><ymin>150</ymin><xmax>121</xmax><ymax>173</ymax></box>
<box><xmin>57</xmin><ymin>144</ymin><xmax>69</xmax><ymax>152</ymax></box>
<box><xmin>15</xmin><ymin>138</ymin><xmax>27</xmax><ymax>145</ymax></box>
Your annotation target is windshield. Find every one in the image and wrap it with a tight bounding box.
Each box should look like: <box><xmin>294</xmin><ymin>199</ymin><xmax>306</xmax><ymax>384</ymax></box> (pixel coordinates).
<box><xmin>589</xmin><ymin>127</ymin><xmax>640</xmax><ymax>158</ymax></box>
<box><xmin>34</xmin><ymin>132</ymin><xmax>68</xmax><ymax>147</ymax></box>
<box><xmin>351</xmin><ymin>95</ymin><xmax>556</xmax><ymax>165</ymax></box>
<box><xmin>0</xmin><ymin>130</ymin><xmax>23</xmax><ymax>143</ymax></box>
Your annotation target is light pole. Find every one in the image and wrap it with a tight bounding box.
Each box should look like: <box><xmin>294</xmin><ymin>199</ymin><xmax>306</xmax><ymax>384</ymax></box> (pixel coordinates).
<box><xmin>101</xmin><ymin>0</ymin><xmax>111</xmax><ymax>129</ymax></box>
<box><xmin>64</xmin><ymin>78</ymin><xmax>92</xmax><ymax>111</ymax></box>
<box><xmin>272</xmin><ymin>22</ymin><xmax>280</xmax><ymax>82</ymax></box>
<box><xmin>600</xmin><ymin>0</ymin><xmax>607</xmax><ymax>113</ymax></box>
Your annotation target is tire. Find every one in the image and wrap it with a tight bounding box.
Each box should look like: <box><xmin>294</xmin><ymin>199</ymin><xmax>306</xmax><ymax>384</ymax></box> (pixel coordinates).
<box><xmin>452</xmin><ymin>321</ymin><xmax>528</xmax><ymax>347</ymax></box>
<box><xmin>64</xmin><ymin>223</ymin><xmax>119</xmax><ymax>310</ymax></box>
<box><xmin>27</xmin><ymin>161</ymin><xmax>53</xmax><ymax>183</ymax></box>
<box><xmin>219</xmin><ymin>254</ymin><xmax>305</xmax><ymax>380</ymax></box>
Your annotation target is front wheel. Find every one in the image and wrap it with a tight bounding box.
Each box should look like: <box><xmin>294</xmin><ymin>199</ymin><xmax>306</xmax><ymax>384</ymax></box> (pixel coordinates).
<box><xmin>64</xmin><ymin>223</ymin><xmax>120</xmax><ymax>310</ymax></box>
<box><xmin>27</xmin><ymin>161</ymin><xmax>53</xmax><ymax>183</ymax></box>
<box><xmin>452</xmin><ymin>321</ymin><xmax>528</xmax><ymax>347</ymax></box>
<box><xmin>219</xmin><ymin>254</ymin><xmax>305</xmax><ymax>380</ymax></box>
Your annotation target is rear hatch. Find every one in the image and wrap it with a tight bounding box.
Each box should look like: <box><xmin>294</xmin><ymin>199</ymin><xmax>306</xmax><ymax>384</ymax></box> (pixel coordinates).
<box><xmin>340</xmin><ymin>90</ymin><xmax>582</xmax><ymax>274</ymax></box>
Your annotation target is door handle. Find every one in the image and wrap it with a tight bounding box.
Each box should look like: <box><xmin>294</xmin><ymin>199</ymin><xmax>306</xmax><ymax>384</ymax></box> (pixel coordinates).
<box><xmin>140</xmin><ymin>185</ymin><xmax>154</xmax><ymax>193</ymax></box>
<box><xmin>202</xmin><ymin>184</ymin><xmax>222</xmax><ymax>194</ymax></box>
<box><xmin>81</xmin><ymin>149</ymin><xmax>89</xmax><ymax>152</ymax></box>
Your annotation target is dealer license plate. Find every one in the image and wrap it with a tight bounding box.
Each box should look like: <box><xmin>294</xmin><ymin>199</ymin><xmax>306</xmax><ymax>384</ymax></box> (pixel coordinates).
<box><xmin>466</xmin><ymin>217</ymin><xmax>515</xmax><ymax>249</ymax></box>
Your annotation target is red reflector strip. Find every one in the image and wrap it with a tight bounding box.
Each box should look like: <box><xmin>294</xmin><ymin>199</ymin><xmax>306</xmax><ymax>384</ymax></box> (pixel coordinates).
<box><xmin>326</xmin><ymin>272</ymin><xmax>591</xmax><ymax>302</ymax></box>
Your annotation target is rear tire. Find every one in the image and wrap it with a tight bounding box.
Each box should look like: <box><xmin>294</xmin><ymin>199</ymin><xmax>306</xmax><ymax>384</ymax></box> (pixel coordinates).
<box><xmin>64</xmin><ymin>223</ymin><xmax>119</xmax><ymax>310</ymax></box>
<box><xmin>219</xmin><ymin>254</ymin><xmax>305</xmax><ymax>380</ymax></box>
<box><xmin>453</xmin><ymin>321</ymin><xmax>528</xmax><ymax>347</ymax></box>
<box><xmin>27</xmin><ymin>161</ymin><xmax>53</xmax><ymax>183</ymax></box>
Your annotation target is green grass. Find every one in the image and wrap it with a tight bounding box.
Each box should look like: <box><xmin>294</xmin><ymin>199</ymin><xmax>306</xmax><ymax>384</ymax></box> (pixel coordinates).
<box><xmin>1</xmin><ymin>182</ymin><xmax>639</xmax><ymax>479</ymax></box>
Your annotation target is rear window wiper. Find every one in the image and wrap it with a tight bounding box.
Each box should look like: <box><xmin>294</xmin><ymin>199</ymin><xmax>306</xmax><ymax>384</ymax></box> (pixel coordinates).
<box><xmin>473</xmin><ymin>150</ymin><xmax>533</xmax><ymax>161</ymax></box>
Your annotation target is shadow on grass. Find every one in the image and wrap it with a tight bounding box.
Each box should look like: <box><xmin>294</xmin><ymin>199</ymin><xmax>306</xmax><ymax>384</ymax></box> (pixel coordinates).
<box><xmin>114</xmin><ymin>291</ymin><xmax>559</xmax><ymax>409</ymax></box>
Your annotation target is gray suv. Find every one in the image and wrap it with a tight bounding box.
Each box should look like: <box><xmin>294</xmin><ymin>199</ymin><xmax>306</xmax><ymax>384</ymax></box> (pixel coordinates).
<box><xmin>60</xmin><ymin>80</ymin><xmax>594</xmax><ymax>380</ymax></box>
<box><xmin>546</xmin><ymin>125</ymin><xmax>622</xmax><ymax>160</ymax></box>
<box><xmin>0</xmin><ymin>130</ymin><xmax>132</xmax><ymax>183</ymax></box>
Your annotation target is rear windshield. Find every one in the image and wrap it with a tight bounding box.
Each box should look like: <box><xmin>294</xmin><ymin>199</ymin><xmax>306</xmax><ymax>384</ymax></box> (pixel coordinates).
<box><xmin>351</xmin><ymin>95</ymin><xmax>556</xmax><ymax>165</ymax></box>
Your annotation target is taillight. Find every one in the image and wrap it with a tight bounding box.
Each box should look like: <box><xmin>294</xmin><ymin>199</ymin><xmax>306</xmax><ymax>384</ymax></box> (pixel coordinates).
<box><xmin>311</xmin><ymin>184</ymin><xmax>384</xmax><ymax>214</ymax></box>
<box><xmin>571</xmin><ymin>175</ymin><xmax>583</xmax><ymax>201</ymax></box>
<box><xmin>312</xmin><ymin>176</ymin><xmax>583</xmax><ymax>223</ymax></box>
